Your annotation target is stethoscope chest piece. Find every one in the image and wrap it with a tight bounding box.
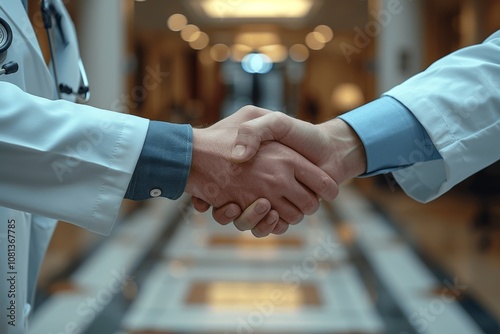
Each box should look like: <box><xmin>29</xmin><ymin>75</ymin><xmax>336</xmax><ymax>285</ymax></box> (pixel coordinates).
<box><xmin>0</xmin><ymin>17</ymin><xmax>13</xmax><ymax>63</ymax></box>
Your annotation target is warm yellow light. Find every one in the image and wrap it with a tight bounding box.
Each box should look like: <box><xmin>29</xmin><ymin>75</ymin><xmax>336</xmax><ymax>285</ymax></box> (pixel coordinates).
<box><xmin>210</xmin><ymin>44</ymin><xmax>231</xmax><ymax>62</ymax></box>
<box><xmin>231</xmin><ymin>44</ymin><xmax>253</xmax><ymax>62</ymax></box>
<box><xmin>314</xmin><ymin>25</ymin><xmax>334</xmax><ymax>43</ymax></box>
<box><xmin>289</xmin><ymin>44</ymin><xmax>309</xmax><ymax>62</ymax></box>
<box><xmin>200</xmin><ymin>0</ymin><xmax>313</xmax><ymax>18</ymax></box>
<box><xmin>181</xmin><ymin>24</ymin><xmax>200</xmax><ymax>42</ymax></box>
<box><xmin>259</xmin><ymin>44</ymin><xmax>288</xmax><ymax>63</ymax></box>
<box><xmin>167</xmin><ymin>13</ymin><xmax>187</xmax><ymax>32</ymax></box>
<box><xmin>305</xmin><ymin>32</ymin><xmax>325</xmax><ymax>50</ymax></box>
<box><xmin>235</xmin><ymin>32</ymin><xmax>280</xmax><ymax>49</ymax></box>
<box><xmin>189</xmin><ymin>32</ymin><xmax>210</xmax><ymax>50</ymax></box>
<box><xmin>331</xmin><ymin>84</ymin><xmax>365</xmax><ymax>111</ymax></box>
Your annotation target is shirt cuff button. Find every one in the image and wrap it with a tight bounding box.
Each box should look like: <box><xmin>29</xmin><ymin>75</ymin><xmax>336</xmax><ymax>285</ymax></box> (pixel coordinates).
<box><xmin>149</xmin><ymin>188</ymin><xmax>162</xmax><ymax>198</ymax></box>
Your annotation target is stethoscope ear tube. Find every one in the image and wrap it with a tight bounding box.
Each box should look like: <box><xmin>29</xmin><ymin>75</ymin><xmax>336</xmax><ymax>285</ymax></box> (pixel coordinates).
<box><xmin>0</xmin><ymin>16</ymin><xmax>13</xmax><ymax>63</ymax></box>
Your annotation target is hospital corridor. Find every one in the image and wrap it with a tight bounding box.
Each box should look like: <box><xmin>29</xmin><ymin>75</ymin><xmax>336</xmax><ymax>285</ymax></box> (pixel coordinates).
<box><xmin>2</xmin><ymin>0</ymin><xmax>500</xmax><ymax>333</ymax></box>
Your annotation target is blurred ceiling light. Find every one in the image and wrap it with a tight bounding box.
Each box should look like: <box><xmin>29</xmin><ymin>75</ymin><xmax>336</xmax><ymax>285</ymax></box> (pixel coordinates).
<box><xmin>181</xmin><ymin>24</ymin><xmax>200</xmax><ymax>42</ymax></box>
<box><xmin>235</xmin><ymin>32</ymin><xmax>280</xmax><ymax>49</ymax></box>
<box><xmin>331</xmin><ymin>83</ymin><xmax>365</xmax><ymax>111</ymax></box>
<box><xmin>189</xmin><ymin>31</ymin><xmax>210</xmax><ymax>50</ymax></box>
<box><xmin>258</xmin><ymin>44</ymin><xmax>288</xmax><ymax>63</ymax></box>
<box><xmin>199</xmin><ymin>0</ymin><xmax>313</xmax><ymax>18</ymax></box>
<box><xmin>210</xmin><ymin>44</ymin><xmax>231</xmax><ymax>62</ymax></box>
<box><xmin>167</xmin><ymin>13</ymin><xmax>187</xmax><ymax>31</ymax></box>
<box><xmin>231</xmin><ymin>44</ymin><xmax>253</xmax><ymax>62</ymax></box>
<box><xmin>198</xmin><ymin>48</ymin><xmax>213</xmax><ymax>66</ymax></box>
<box><xmin>305</xmin><ymin>32</ymin><xmax>325</xmax><ymax>50</ymax></box>
<box><xmin>314</xmin><ymin>25</ymin><xmax>334</xmax><ymax>43</ymax></box>
<box><xmin>242</xmin><ymin>53</ymin><xmax>273</xmax><ymax>74</ymax></box>
<box><xmin>289</xmin><ymin>44</ymin><xmax>309</xmax><ymax>62</ymax></box>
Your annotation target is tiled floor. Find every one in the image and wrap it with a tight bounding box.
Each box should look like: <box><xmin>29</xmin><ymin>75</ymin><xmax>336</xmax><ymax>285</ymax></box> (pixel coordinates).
<box><xmin>30</xmin><ymin>185</ymin><xmax>499</xmax><ymax>334</ymax></box>
<box><xmin>357</xmin><ymin>178</ymin><xmax>500</xmax><ymax>323</ymax></box>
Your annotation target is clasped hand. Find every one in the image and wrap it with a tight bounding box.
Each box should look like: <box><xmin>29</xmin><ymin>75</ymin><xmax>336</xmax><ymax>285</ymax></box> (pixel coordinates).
<box><xmin>185</xmin><ymin>106</ymin><xmax>366</xmax><ymax>237</ymax></box>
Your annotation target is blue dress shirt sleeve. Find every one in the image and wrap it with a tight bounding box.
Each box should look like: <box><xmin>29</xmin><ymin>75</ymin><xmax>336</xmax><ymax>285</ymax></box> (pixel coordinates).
<box><xmin>125</xmin><ymin>121</ymin><xmax>193</xmax><ymax>200</ymax></box>
<box><xmin>338</xmin><ymin>96</ymin><xmax>442</xmax><ymax>175</ymax></box>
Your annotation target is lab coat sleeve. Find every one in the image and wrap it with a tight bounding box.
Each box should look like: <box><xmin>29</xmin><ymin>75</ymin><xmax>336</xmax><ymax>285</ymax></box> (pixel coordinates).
<box><xmin>0</xmin><ymin>82</ymin><xmax>149</xmax><ymax>235</ymax></box>
<box><xmin>384</xmin><ymin>30</ymin><xmax>500</xmax><ymax>203</ymax></box>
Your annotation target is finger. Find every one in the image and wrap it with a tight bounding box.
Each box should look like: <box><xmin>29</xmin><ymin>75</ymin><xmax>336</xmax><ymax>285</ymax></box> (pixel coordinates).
<box><xmin>212</xmin><ymin>203</ymin><xmax>242</xmax><ymax>225</ymax></box>
<box><xmin>233</xmin><ymin>198</ymin><xmax>272</xmax><ymax>231</ymax></box>
<box><xmin>231</xmin><ymin>113</ymin><xmax>293</xmax><ymax>163</ymax></box>
<box><xmin>251</xmin><ymin>210</ymin><xmax>279</xmax><ymax>238</ymax></box>
<box><xmin>295</xmin><ymin>160</ymin><xmax>339</xmax><ymax>202</ymax></box>
<box><xmin>272</xmin><ymin>198</ymin><xmax>304</xmax><ymax>225</ymax></box>
<box><xmin>271</xmin><ymin>219</ymin><xmax>289</xmax><ymax>235</ymax></box>
<box><xmin>283</xmin><ymin>182</ymin><xmax>320</xmax><ymax>216</ymax></box>
<box><xmin>209</xmin><ymin>105</ymin><xmax>272</xmax><ymax>130</ymax></box>
<box><xmin>191</xmin><ymin>197</ymin><xmax>210</xmax><ymax>212</ymax></box>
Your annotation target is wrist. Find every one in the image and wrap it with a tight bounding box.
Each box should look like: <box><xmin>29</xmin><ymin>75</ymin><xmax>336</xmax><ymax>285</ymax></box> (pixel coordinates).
<box><xmin>185</xmin><ymin>128</ymin><xmax>208</xmax><ymax>198</ymax></box>
<box><xmin>185</xmin><ymin>128</ymin><xmax>233</xmax><ymax>206</ymax></box>
<box><xmin>319</xmin><ymin>118</ymin><xmax>367</xmax><ymax>183</ymax></box>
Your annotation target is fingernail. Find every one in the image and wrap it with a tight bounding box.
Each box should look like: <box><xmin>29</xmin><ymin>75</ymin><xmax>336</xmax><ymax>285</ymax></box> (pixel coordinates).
<box><xmin>225</xmin><ymin>208</ymin><xmax>237</xmax><ymax>218</ymax></box>
<box><xmin>255</xmin><ymin>202</ymin><xmax>268</xmax><ymax>214</ymax></box>
<box><xmin>232</xmin><ymin>145</ymin><xmax>246</xmax><ymax>157</ymax></box>
<box><xmin>266</xmin><ymin>214</ymin><xmax>278</xmax><ymax>225</ymax></box>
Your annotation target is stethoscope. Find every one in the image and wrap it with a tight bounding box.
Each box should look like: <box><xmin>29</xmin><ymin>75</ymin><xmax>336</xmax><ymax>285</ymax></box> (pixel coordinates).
<box><xmin>0</xmin><ymin>1</ymin><xmax>90</xmax><ymax>102</ymax></box>
<box><xmin>0</xmin><ymin>17</ymin><xmax>18</xmax><ymax>75</ymax></box>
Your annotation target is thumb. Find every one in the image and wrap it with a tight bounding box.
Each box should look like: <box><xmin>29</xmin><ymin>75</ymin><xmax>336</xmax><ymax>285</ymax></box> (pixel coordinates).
<box><xmin>230</xmin><ymin>112</ymin><xmax>292</xmax><ymax>163</ymax></box>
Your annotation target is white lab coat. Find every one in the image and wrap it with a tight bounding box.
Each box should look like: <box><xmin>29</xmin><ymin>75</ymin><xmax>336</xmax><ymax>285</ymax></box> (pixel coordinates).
<box><xmin>386</xmin><ymin>31</ymin><xmax>500</xmax><ymax>203</ymax></box>
<box><xmin>0</xmin><ymin>2</ymin><xmax>148</xmax><ymax>333</ymax></box>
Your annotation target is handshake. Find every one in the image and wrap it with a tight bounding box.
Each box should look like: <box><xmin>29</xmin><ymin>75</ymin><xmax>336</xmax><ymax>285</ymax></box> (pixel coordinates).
<box><xmin>185</xmin><ymin>106</ymin><xmax>367</xmax><ymax>238</ymax></box>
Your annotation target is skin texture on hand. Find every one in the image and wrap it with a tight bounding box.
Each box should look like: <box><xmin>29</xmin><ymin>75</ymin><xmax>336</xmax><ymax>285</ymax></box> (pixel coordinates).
<box><xmin>185</xmin><ymin>106</ymin><xmax>339</xmax><ymax>236</ymax></box>
<box><xmin>207</xmin><ymin>111</ymin><xmax>367</xmax><ymax>236</ymax></box>
<box><xmin>231</xmin><ymin>112</ymin><xmax>367</xmax><ymax>184</ymax></box>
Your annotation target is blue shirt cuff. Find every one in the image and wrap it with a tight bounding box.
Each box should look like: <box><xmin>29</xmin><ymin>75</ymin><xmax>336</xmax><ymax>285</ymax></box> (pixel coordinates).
<box><xmin>338</xmin><ymin>96</ymin><xmax>441</xmax><ymax>176</ymax></box>
<box><xmin>125</xmin><ymin>121</ymin><xmax>193</xmax><ymax>200</ymax></box>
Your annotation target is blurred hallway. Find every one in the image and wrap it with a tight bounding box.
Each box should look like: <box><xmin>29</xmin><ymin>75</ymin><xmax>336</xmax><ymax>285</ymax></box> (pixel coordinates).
<box><xmin>23</xmin><ymin>0</ymin><xmax>500</xmax><ymax>333</ymax></box>
<box><xmin>30</xmin><ymin>184</ymin><xmax>500</xmax><ymax>333</ymax></box>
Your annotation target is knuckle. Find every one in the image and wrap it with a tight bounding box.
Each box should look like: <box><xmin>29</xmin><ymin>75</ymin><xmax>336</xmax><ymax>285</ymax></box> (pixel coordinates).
<box><xmin>237</xmin><ymin>122</ymin><xmax>256</xmax><ymax>136</ymax></box>
<box><xmin>269</xmin><ymin>112</ymin><xmax>290</xmax><ymax>137</ymax></box>
<box><xmin>240</xmin><ymin>105</ymin><xmax>265</xmax><ymax>119</ymax></box>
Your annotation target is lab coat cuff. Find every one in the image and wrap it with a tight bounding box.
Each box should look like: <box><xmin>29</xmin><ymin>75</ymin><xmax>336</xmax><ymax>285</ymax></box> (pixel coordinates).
<box><xmin>338</xmin><ymin>96</ymin><xmax>440</xmax><ymax>176</ymax></box>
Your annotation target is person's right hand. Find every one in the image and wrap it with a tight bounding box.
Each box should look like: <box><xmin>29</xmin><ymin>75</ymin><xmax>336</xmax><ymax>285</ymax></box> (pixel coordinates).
<box><xmin>185</xmin><ymin>106</ymin><xmax>339</xmax><ymax>235</ymax></box>
<box><xmin>230</xmin><ymin>112</ymin><xmax>367</xmax><ymax>183</ymax></box>
<box><xmin>210</xmin><ymin>112</ymin><xmax>367</xmax><ymax>235</ymax></box>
